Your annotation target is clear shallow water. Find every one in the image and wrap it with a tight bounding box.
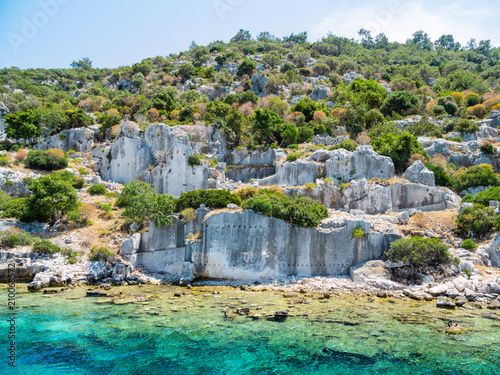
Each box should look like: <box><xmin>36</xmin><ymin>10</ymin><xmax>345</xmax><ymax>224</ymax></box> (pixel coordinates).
<box><xmin>1</xmin><ymin>284</ymin><xmax>500</xmax><ymax>375</ymax></box>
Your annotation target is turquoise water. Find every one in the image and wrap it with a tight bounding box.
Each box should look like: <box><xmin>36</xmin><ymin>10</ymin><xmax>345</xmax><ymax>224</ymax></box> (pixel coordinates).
<box><xmin>1</xmin><ymin>285</ymin><xmax>500</xmax><ymax>375</ymax></box>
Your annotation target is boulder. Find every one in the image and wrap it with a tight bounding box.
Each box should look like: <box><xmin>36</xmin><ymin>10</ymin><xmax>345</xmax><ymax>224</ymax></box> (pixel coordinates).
<box><xmin>250</xmin><ymin>73</ymin><xmax>269</xmax><ymax>96</ymax></box>
<box><xmin>119</xmin><ymin>234</ymin><xmax>141</xmax><ymax>256</ymax></box>
<box><xmin>120</xmin><ymin>121</ymin><xmax>140</xmax><ymax>138</ymax></box>
<box><xmin>403</xmin><ymin>160</ymin><xmax>435</xmax><ymax>187</ymax></box>
<box><xmin>310</xmin><ymin>85</ymin><xmax>331</xmax><ymax>101</ymax></box>
<box><xmin>326</xmin><ymin>146</ymin><xmax>395</xmax><ymax>182</ymax></box>
<box><xmin>342</xmin><ymin>72</ymin><xmax>365</xmax><ymax>84</ymax></box>
<box><xmin>349</xmin><ymin>260</ymin><xmax>405</xmax><ymax>290</ymax></box>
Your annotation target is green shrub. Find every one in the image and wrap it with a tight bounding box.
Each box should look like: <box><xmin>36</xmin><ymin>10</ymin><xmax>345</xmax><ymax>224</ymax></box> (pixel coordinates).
<box><xmin>287</xmin><ymin>152</ymin><xmax>300</xmax><ymax>162</ymax></box>
<box><xmin>89</xmin><ymin>246</ymin><xmax>114</xmax><ymax>262</ymax></box>
<box><xmin>26</xmin><ymin>149</ymin><xmax>68</xmax><ymax>171</ymax></box>
<box><xmin>372</xmin><ymin>131</ymin><xmax>426</xmax><ymax>172</ymax></box>
<box><xmin>455</xmin><ymin>119</ymin><xmax>479</xmax><ymax>134</ymax></box>
<box><xmin>88</xmin><ymin>184</ymin><xmax>107</xmax><ymax>195</ymax></box>
<box><xmin>187</xmin><ymin>154</ymin><xmax>202</xmax><ymax>167</ymax></box>
<box><xmin>385</xmin><ymin>236</ymin><xmax>452</xmax><ymax>268</ymax></box>
<box><xmin>329</xmin><ymin>139</ymin><xmax>358</xmax><ymax>152</ymax></box>
<box><xmin>0</xmin><ymin>156</ymin><xmax>10</xmax><ymax>166</ymax></box>
<box><xmin>352</xmin><ymin>227</ymin><xmax>365</xmax><ymax>238</ymax></box>
<box><xmin>1</xmin><ymin>198</ymin><xmax>29</xmax><ymax>220</ymax></box>
<box><xmin>61</xmin><ymin>248</ymin><xmax>79</xmax><ymax>264</ymax></box>
<box><xmin>180</xmin><ymin>208</ymin><xmax>197</xmax><ymax>222</ymax></box>
<box><xmin>425</xmin><ymin>163</ymin><xmax>452</xmax><ymax>188</ymax></box>
<box><xmin>480</xmin><ymin>142</ymin><xmax>496</xmax><ymax>155</ymax></box>
<box><xmin>176</xmin><ymin>189</ymin><xmax>241</xmax><ymax>211</ymax></box>
<box><xmin>462</xmin><ymin>186</ymin><xmax>500</xmax><ymax>206</ymax></box>
<box><xmin>451</xmin><ymin>164</ymin><xmax>500</xmax><ymax>192</ymax></box>
<box><xmin>455</xmin><ymin>204</ymin><xmax>499</xmax><ymax>238</ymax></box>
<box><xmin>116</xmin><ymin>180</ymin><xmax>175</xmax><ymax>228</ymax></box>
<box><xmin>0</xmin><ymin>190</ymin><xmax>11</xmax><ymax>209</ymax></box>
<box><xmin>241</xmin><ymin>191</ymin><xmax>328</xmax><ymax>228</ymax></box>
<box><xmin>0</xmin><ymin>229</ymin><xmax>35</xmax><ymax>248</ymax></box>
<box><xmin>461</xmin><ymin>239</ymin><xmax>478</xmax><ymax>250</ymax></box>
<box><xmin>33</xmin><ymin>239</ymin><xmax>61</xmax><ymax>255</ymax></box>
<box><xmin>73</xmin><ymin>177</ymin><xmax>85</xmax><ymax>189</ymax></box>
<box><xmin>78</xmin><ymin>167</ymin><xmax>89</xmax><ymax>175</ymax></box>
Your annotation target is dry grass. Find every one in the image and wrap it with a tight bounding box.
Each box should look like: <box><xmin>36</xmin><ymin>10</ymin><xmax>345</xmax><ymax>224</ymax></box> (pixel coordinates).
<box><xmin>410</xmin><ymin>210</ymin><xmax>458</xmax><ymax>234</ymax></box>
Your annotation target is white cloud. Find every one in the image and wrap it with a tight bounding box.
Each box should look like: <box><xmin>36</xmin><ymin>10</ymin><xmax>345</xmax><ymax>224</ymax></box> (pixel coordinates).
<box><xmin>309</xmin><ymin>1</ymin><xmax>499</xmax><ymax>45</ymax></box>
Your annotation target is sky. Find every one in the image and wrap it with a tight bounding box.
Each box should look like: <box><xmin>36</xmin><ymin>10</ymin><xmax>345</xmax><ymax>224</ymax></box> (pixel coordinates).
<box><xmin>1</xmin><ymin>0</ymin><xmax>499</xmax><ymax>69</ymax></box>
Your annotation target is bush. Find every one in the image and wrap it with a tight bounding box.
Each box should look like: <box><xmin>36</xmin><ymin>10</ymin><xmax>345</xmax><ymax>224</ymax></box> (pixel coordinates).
<box><xmin>425</xmin><ymin>163</ymin><xmax>452</xmax><ymax>188</ymax></box>
<box><xmin>187</xmin><ymin>154</ymin><xmax>202</xmax><ymax>167</ymax></box>
<box><xmin>381</xmin><ymin>91</ymin><xmax>419</xmax><ymax>115</ymax></box>
<box><xmin>455</xmin><ymin>204</ymin><xmax>498</xmax><ymax>238</ymax></box>
<box><xmin>329</xmin><ymin>139</ymin><xmax>358</xmax><ymax>152</ymax></box>
<box><xmin>176</xmin><ymin>189</ymin><xmax>241</xmax><ymax>211</ymax></box>
<box><xmin>464</xmin><ymin>93</ymin><xmax>480</xmax><ymax>107</ymax></box>
<box><xmin>455</xmin><ymin>119</ymin><xmax>479</xmax><ymax>134</ymax></box>
<box><xmin>286</xmin><ymin>152</ymin><xmax>300</xmax><ymax>162</ymax></box>
<box><xmin>0</xmin><ymin>155</ymin><xmax>10</xmax><ymax>166</ymax></box>
<box><xmin>241</xmin><ymin>191</ymin><xmax>328</xmax><ymax>228</ymax></box>
<box><xmin>116</xmin><ymin>181</ymin><xmax>175</xmax><ymax>228</ymax></box>
<box><xmin>26</xmin><ymin>149</ymin><xmax>68</xmax><ymax>171</ymax></box>
<box><xmin>461</xmin><ymin>239</ymin><xmax>478</xmax><ymax>250</ymax></box>
<box><xmin>61</xmin><ymin>248</ymin><xmax>79</xmax><ymax>264</ymax></box>
<box><xmin>480</xmin><ymin>141</ymin><xmax>496</xmax><ymax>155</ymax></box>
<box><xmin>237</xmin><ymin>60</ymin><xmax>256</xmax><ymax>76</ymax></box>
<box><xmin>385</xmin><ymin>236</ymin><xmax>452</xmax><ymax>268</ymax></box>
<box><xmin>462</xmin><ymin>186</ymin><xmax>500</xmax><ymax>206</ymax></box>
<box><xmin>1</xmin><ymin>198</ymin><xmax>29</xmax><ymax>221</ymax></box>
<box><xmin>25</xmin><ymin>173</ymin><xmax>80</xmax><ymax>223</ymax></box>
<box><xmin>89</xmin><ymin>246</ymin><xmax>114</xmax><ymax>262</ymax></box>
<box><xmin>451</xmin><ymin>164</ymin><xmax>500</xmax><ymax>192</ymax></box>
<box><xmin>33</xmin><ymin>239</ymin><xmax>61</xmax><ymax>255</ymax></box>
<box><xmin>88</xmin><ymin>184</ymin><xmax>107</xmax><ymax>195</ymax></box>
<box><xmin>179</xmin><ymin>208</ymin><xmax>197</xmax><ymax>222</ymax></box>
<box><xmin>372</xmin><ymin>131</ymin><xmax>426</xmax><ymax>172</ymax></box>
<box><xmin>0</xmin><ymin>190</ymin><xmax>11</xmax><ymax>209</ymax></box>
<box><xmin>352</xmin><ymin>227</ymin><xmax>365</xmax><ymax>238</ymax></box>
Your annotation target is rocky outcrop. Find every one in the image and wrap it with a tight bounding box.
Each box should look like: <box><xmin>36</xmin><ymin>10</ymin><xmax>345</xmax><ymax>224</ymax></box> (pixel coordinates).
<box><xmin>310</xmin><ymin>85</ymin><xmax>331</xmax><ymax>101</ymax></box>
<box><xmin>284</xmin><ymin>179</ymin><xmax>460</xmax><ymax>214</ymax></box>
<box><xmin>325</xmin><ymin>146</ymin><xmax>395</xmax><ymax>183</ymax></box>
<box><xmin>228</xmin><ymin>147</ymin><xmax>283</xmax><ymax>166</ymax></box>
<box><xmin>251</xmin><ymin>73</ymin><xmax>269</xmax><ymax>96</ymax></box>
<box><xmin>0</xmin><ymin>167</ymin><xmax>39</xmax><ymax>197</ymax></box>
<box><xmin>255</xmin><ymin>146</ymin><xmax>394</xmax><ymax>188</ymax></box>
<box><xmin>93</xmin><ymin>122</ymin><xmax>227</xmax><ymax>196</ymax></box>
<box><xmin>403</xmin><ymin>160</ymin><xmax>435</xmax><ymax>186</ymax></box>
<box><xmin>488</xmin><ymin>233</ymin><xmax>500</xmax><ymax>268</ymax></box>
<box><xmin>257</xmin><ymin>160</ymin><xmax>324</xmax><ymax>186</ymax></box>
<box><xmin>36</xmin><ymin>126</ymin><xmax>100</xmax><ymax>152</ymax></box>
<box><xmin>349</xmin><ymin>260</ymin><xmax>405</xmax><ymax>289</ymax></box>
<box><xmin>122</xmin><ymin>209</ymin><xmax>401</xmax><ymax>281</ymax></box>
<box><xmin>418</xmin><ymin>137</ymin><xmax>500</xmax><ymax>169</ymax></box>
<box><xmin>0</xmin><ymin>101</ymin><xmax>9</xmax><ymax>140</ymax></box>
<box><xmin>342</xmin><ymin>72</ymin><xmax>365</xmax><ymax>83</ymax></box>
<box><xmin>312</xmin><ymin>134</ymin><xmax>348</xmax><ymax>146</ymax></box>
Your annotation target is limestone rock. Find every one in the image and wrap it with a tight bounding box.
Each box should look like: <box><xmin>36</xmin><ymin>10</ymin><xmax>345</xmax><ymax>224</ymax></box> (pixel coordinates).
<box><xmin>488</xmin><ymin>233</ymin><xmax>500</xmax><ymax>268</ymax></box>
<box><xmin>403</xmin><ymin>160</ymin><xmax>435</xmax><ymax>187</ymax></box>
<box><xmin>120</xmin><ymin>121</ymin><xmax>140</xmax><ymax>138</ymax></box>
<box><xmin>250</xmin><ymin>73</ymin><xmax>268</xmax><ymax>96</ymax></box>
<box><xmin>342</xmin><ymin>72</ymin><xmax>365</xmax><ymax>84</ymax></box>
<box><xmin>326</xmin><ymin>146</ymin><xmax>395</xmax><ymax>182</ymax></box>
<box><xmin>36</xmin><ymin>126</ymin><xmax>100</xmax><ymax>152</ymax></box>
<box><xmin>310</xmin><ymin>85</ymin><xmax>331</xmax><ymax>101</ymax></box>
<box><xmin>119</xmin><ymin>234</ymin><xmax>141</xmax><ymax>256</ymax></box>
<box><xmin>349</xmin><ymin>260</ymin><xmax>405</xmax><ymax>290</ymax></box>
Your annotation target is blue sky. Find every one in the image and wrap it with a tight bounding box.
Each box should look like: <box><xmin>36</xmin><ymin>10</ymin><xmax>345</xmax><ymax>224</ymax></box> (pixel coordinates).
<box><xmin>1</xmin><ymin>0</ymin><xmax>500</xmax><ymax>69</ymax></box>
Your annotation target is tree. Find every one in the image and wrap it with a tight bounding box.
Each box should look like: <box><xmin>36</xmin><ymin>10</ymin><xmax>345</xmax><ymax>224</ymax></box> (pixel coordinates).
<box><xmin>358</xmin><ymin>29</ymin><xmax>374</xmax><ymax>49</ymax></box>
<box><xmin>283</xmin><ymin>32</ymin><xmax>307</xmax><ymax>44</ymax></box>
<box><xmin>312</xmin><ymin>63</ymin><xmax>330</xmax><ymax>76</ymax></box>
<box><xmin>27</xmin><ymin>173</ymin><xmax>79</xmax><ymax>223</ymax></box>
<box><xmin>70</xmin><ymin>57</ymin><xmax>92</xmax><ymax>70</ymax></box>
<box><xmin>348</xmin><ymin>78</ymin><xmax>388</xmax><ymax>109</ymax></box>
<box><xmin>230</xmin><ymin>29</ymin><xmax>252</xmax><ymax>43</ymax></box>
<box><xmin>434</xmin><ymin>34</ymin><xmax>460</xmax><ymax>51</ymax></box>
<box><xmin>237</xmin><ymin>60</ymin><xmax>256</xmax><ymax>76</ymax></box>
<box><xmin>381</xmin><ymin>91</ymin><xmax>419</xmax><ymax>115</ymax></box>
<box><xmin>190</xmin><ymin>45</ymin><xmax>210</xmax><ymax>63</ymax></box>
<box><xmin>178</xmin><ymin>63</ymin><xmax>195</xmax><ymax>80</ymax></box>
<box><xmin>410</xmin><ymin>30</ymin><xmax>433</xmax><ymax>50</ymax></box>
<box><xmin>372</xmin><ymin>131</ymin><xmax>426</xmax><ymax>171</ymax></box>
<box><xmin>152</xmin><ymin>88</ymin><xmax>177</xmax><ymax>112</ymax></box>
<box><xmin>374</xmin><ymin>33</ymin><xmax>389</xmax><ymax>50</ymax></box>
<box><xmin>252</xmin><ymin>108</ymin><xmax>284</xmax><ymax>144</ymax></box>
<box><xmin>257</xmin><ymin>32</ymin><xmax>276</xmax><ymax>42</ymax></box>
<box><xmin>116</xmin><ymin>180</ymin><xmax>175</xmax><ymax>228</ymax></box>
<box><xmin>4</xmin><ymin>110</ymin><xmax>41</xmax><ymax>140</ymax></box>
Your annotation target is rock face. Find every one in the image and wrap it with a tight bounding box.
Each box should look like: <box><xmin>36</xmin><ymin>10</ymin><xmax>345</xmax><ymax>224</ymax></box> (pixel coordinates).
<box><xmin>284</xmin><ymin>179</ymin><xmax>460</xmax><ymax>214</ymax></box>
<box><xmin>326</xmin><ymin>146</ymin><xmax>395</xmax><ymax>182</ymax></box>
<box><xmin>418</xmin><ymin>137</ymin><xmax>499</xmax><ymax>170</ymax></box>
<box><xmin>256</xmin><ymin>146</ymin><xmax>394</xmax><ymax>187</ymax></box>
<box><xmin>342</xmin><ymin>72</ymin><xmax>365</xmax><ymax>84</ymax></box>
<box><xmin>0</xmin><ymin>167</ymin><xmax>39</xmax><ymax>197</ymax></box>
<box><xmin>403</xmin><ymin>160</ymin><xmax>435</xmax><ymax>187</ymax></box>
<box><xmin>36</xmin><ymin>126</ymin><xmax>100</xmax><ymax>152</ymax></box>
<box><xmin>0</xmin><ymin>101</ymin><xmax>9</xmax><ymax>140</ymax></box>
<box><xmin>312</xmin><ymin>134</ymin><xmax>348</xmax><ymax>146</ymax></box>
<box><xmin>122</xmin><ymin>209</ymin><xmax>400</xmax><ymax>281</ymax></box>
<box><xmin>488</xmin><ymin>233</ymin><xmax>500</xmax><ymax>268</ymax></box>
<box><xmin>94</xmin><ymin>122</ymin><xmax>226</xmax><ymax>196</ymax></box>
<box><xmin>251</xmin><ymin>73</ymin><xmax>269</xmax><ymax>96</ymax></box>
